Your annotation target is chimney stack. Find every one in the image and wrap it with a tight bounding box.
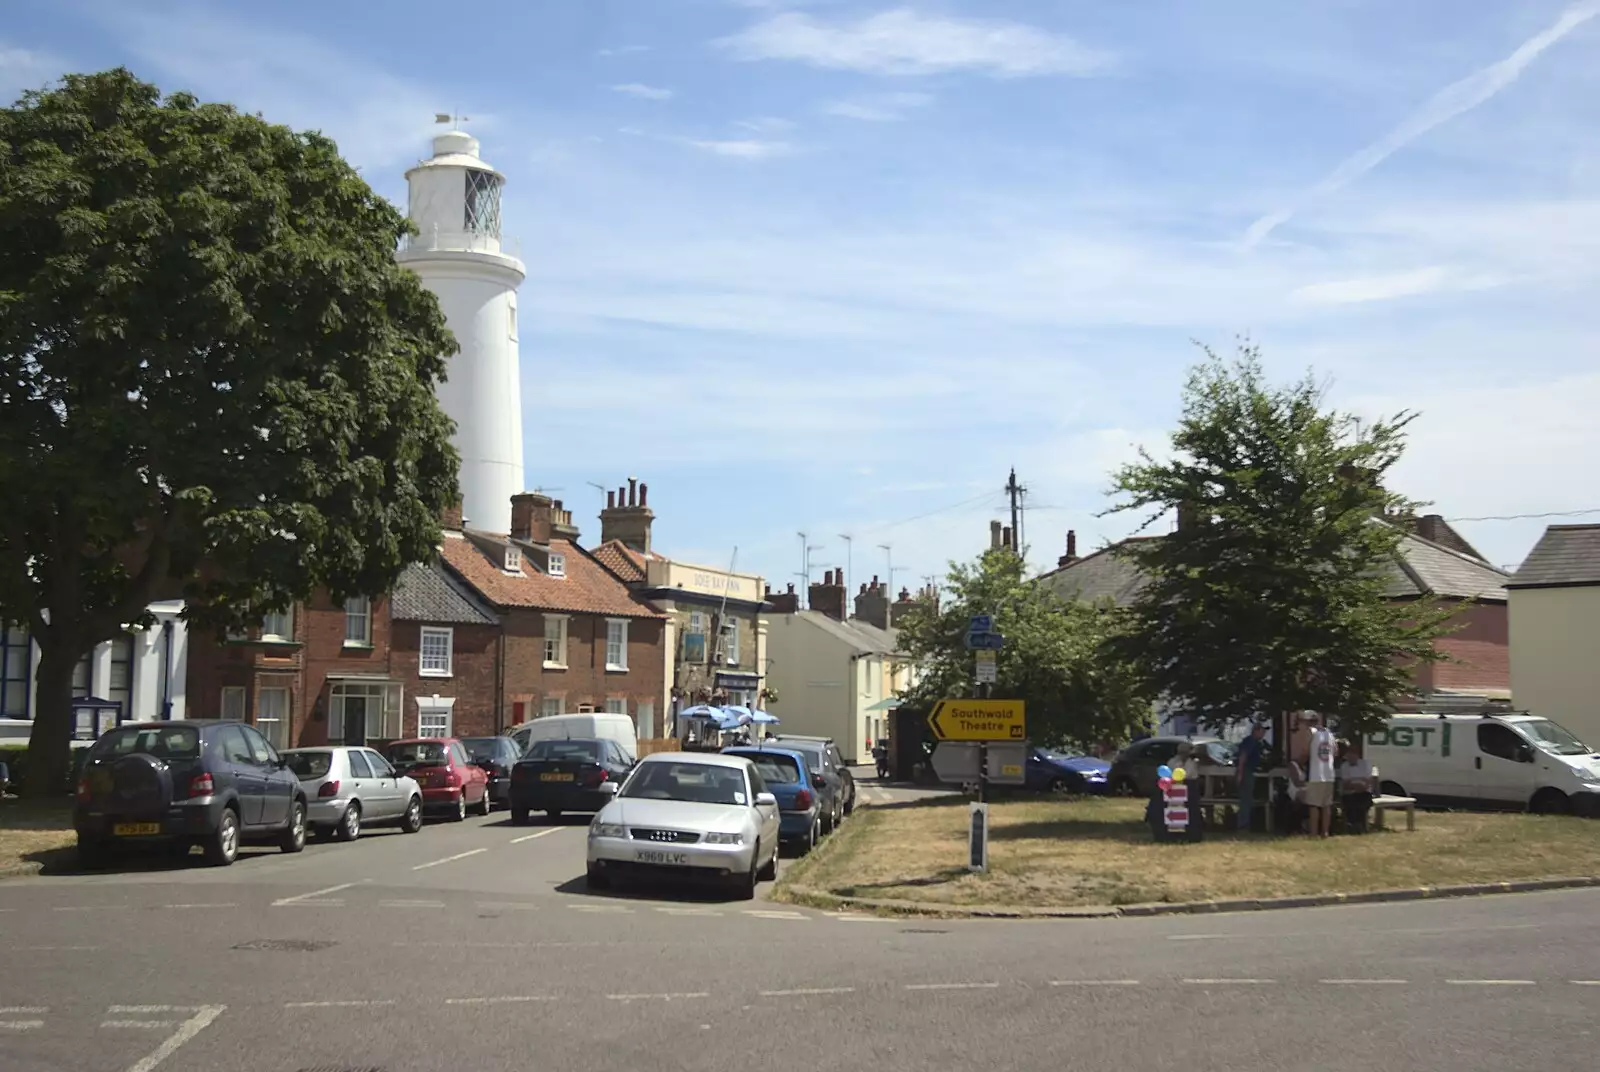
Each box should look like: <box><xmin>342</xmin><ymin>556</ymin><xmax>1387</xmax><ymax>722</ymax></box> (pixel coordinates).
<box><xmin>990</xmin><ymin>520</ymin><xmax>1003</xmax><ymax>550</ymax></box>
<box><xmin>1002</xmin><ymin>525</ymin><xmax>1014</xmax><ymax>550</ymax></box>
<box><xmin>764</xmin><ymin>583</ymin><xmax>799</xmax><ymax>614</ymax></box>
<box><xmin>809</xmin><ymin>570</ymin><xmax>847</xmax><ymax>622</ymax></box>
<box><xmin>510</xmin><ymin>492</ymin><xmax>554</xmax><ymax>543</ymax></box>
<box><xmin>854</xmin><ymin>574</ymin><xmax>890</xmax><ymax>630</ymax></box>
<box><xmin>440</xmin><ymin>498</ymin><xmax>464</xmax><ymax>532</ymax></box>
<box><xmin>1057</xmin><ymin>529</ymin><xmax>1080</xmax><ymax>569</ymax></box>
<box><xmin>550</xmin><ymin>498</ymin><xmax>580</xmax><ymax>541</ymax></box>
<box><xmin>889</xmin><ymin>584</ymin><xmax>924</xmax><ymax>626</ymax></box>
<box><xmin>599</xmin><ymin>475</ymin><xmax>655</xmax><ymax>553</ymax></box>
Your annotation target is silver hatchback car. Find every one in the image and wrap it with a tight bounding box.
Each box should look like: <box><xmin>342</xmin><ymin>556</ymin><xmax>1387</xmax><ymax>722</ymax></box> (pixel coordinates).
<box><xmin>282</xmin><ymin>746</ymin><xmax>425</xmax><ymax>841</ymax></box>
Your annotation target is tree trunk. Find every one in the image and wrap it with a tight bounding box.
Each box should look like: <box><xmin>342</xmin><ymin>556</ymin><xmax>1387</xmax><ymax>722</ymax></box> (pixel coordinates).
<box><xmin>24</xmin><ymin>643</ymin><xmax>78</xmax><ymax>799</ymax></box>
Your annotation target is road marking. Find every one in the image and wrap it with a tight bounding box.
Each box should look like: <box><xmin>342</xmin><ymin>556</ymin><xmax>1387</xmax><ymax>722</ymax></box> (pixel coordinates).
<box><xmin>570</xmin><ymin>904</ymin><xmax>632</xmax><ymax>913</ymax></box>
<box><xmin>477</xmin><ymin>902</ymin><xmax>542</xmax><ymax>912</ymax></box>
<box><xmin>124</xmin><ymin>1004</ymin><xmax>224</xmax><ymax>1072</ymax></box>
<box><xmin>380</xmin><ymin>899</ymin><xmax>446</xmax><ymax>909</ymax></box>
<box><xmin>0</xmin><ymin>1006</ymin><xmax>47</xmax><ymax>1013</ymax></box>
<box><xmin>161</xmin><ymin>903</ymin><xmax>237</xmax><ymax>910</ymax></box>
<box><xmin>285</xmin><ymin>1000</ymin><xmax>396</xmax><ymax>1009</ymax></box>
<box><xmin>830</xmin><ymin>914</ymin><xmax>895</xmax><ymax>923</ymax></box>
<box><xmin>1183</xmin><ymin>979</ymin><xmax>1274</xmax><ymax>985</ymax></box>
<box><xmin>655</xmin><ymin>907</ymin><xmax>722</xmax><ymax>916</ymax></box>
<box><xmin>273</xmin><ymin>882</ymin><xmax>363</xmax><ymax>906</ymax></box>
<box><xmin>511</xmin><ymin>828</ymin><xmax>562</xmax><ymax>844</ymax></box>
<box><xmin>108</xmin><ymin>1006</ymin><xmax>199</xmax><ymax>1014</ymax></box>
<box><xmin>1572</xmin><ymin>981</ymin><xmax>1600</xmax><ymax>986</ymax></box>
<box><xmin>1447</xmin><ymin>979</ymin><xmax>1535</xmax><ymax>986</ymax></box>
<box><xmin>904</xmin><ymin>982</ymin><xmax>1000</xmax><ymax>991</ymax></box>
<box><xmin>445</xmin><ymin>995</ymin><xmax>558</xmax><ymax>1005</ymax></box>
<box><xmin>53</xmin><ymin>904</ymin><xmax>113</xmax><ymax>912</ymax></box>
<box><xmin>102</xmin><ymin>1021</ymin><xmax>176</xmax><ymax>1029</ymax></box>
<box><xmin>16</xmin><ymin>945</ymin><xmax>101</xmax><ymax>951</ymax></box>
<box><xmin>744</xmin><ymin>910</ymin><xmax>808</xmax><ymax>920</ymax></box>
<box><xmin>0</xmin><ymin>1020</ymin><xmax>44</xmax><ymax>1030</ymax></box>
<box><xmin>1049</xmin><ymin>980</ymin><xmax>1141</xmax><ymax>987</ymax></box>
<box><xmin>412</xmin><ymin>848</ymin><xmax>487</xmax><ymax>871</ymax></box>
<box><xmin>1167</xmin><ymin>934</ymin><xmax>1228</xmax><ymax>941</ymax></box>
<box><xmin>607</xmin><ymin>992</ymin><xmax>711</xmax><ymax>1002</ymax></box>
<box><xmin>759</xmin><ymin>987</ymin><xmax>855</xmax><ymax>997</ymax></box>
<box><xmin>1321</xmin><ymin>979</ymin><xmax>1408</xmax><ymax>985</ymax></box>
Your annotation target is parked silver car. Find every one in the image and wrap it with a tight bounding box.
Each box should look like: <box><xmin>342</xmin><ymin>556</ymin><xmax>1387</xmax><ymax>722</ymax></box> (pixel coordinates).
<box><xmin>586</xmin><ymin>752</ymin><xmax>781</xmax><ymax>898</ymax></box>
<box><xmin>282</xmin><ymin>746</ymin><xmax>424</xmax><ymax>841</ymax></box>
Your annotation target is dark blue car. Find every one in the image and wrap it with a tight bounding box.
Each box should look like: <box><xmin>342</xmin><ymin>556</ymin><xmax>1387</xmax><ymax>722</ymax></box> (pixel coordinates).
<box><xmin>1025</xmin><ymin>748</ymin><xmax>1110</xmax><ymax>795</ymax></box>
<box><xmin>722</xmin><ymin>746</ymin><xmax>827</xmax><ymax>853</ymax></box>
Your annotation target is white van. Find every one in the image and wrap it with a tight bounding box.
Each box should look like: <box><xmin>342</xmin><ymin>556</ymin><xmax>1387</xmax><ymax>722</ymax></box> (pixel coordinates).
<box><xmin>508</xmin><ymin>714</ymin><xmax>638</xmax><ymax>765</ymax></box>
<box><xmin>1365</xmin><ymin>713</ymin><xmax>1600</xmax><ymax>816</ymax></box>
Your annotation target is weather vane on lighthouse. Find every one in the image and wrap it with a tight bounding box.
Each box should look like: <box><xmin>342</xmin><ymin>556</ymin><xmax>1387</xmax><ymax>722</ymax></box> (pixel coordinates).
<box><xmin>434</xmin><ymin>112</ymin><xmax>472</xmax><ymax>129</ymax></box>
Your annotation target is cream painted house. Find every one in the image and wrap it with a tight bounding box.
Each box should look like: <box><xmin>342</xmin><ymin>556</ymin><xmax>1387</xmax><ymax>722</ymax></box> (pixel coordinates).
<box><xmin>1507</xmin><ymin>524</ymin><xmax>1600</xmax><ymax>748</ymax></box>
<box><xmin>762</xmin><ymin>607</ymin><xmax>904</xmax><ymax>765</ymax></box>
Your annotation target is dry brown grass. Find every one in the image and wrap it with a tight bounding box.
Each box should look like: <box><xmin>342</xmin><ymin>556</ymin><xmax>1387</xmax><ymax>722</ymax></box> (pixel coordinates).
<box><xmin>0</xmin><ymin>798</ymin><xmax>76</xmax><ymax>874</ymax></box>
<box><xmin>776</xmin><ymin>796</ymin><xmax>1600</xmax><ymax>908</ymax></box>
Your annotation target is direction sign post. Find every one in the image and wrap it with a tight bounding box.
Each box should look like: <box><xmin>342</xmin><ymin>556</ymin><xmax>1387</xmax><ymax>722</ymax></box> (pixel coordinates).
<box><xmin>928</xmin><ymin>698</ymin><xmax>1026</xmax><ymax>806</ymax></box>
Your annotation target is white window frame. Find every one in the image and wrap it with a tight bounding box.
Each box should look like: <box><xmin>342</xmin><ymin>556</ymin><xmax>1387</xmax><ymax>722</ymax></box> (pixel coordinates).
<box><xmin>261</xmin><ymin>607</ymin><xmax>294</xmax><ymax>643</ymax></box>
<box><xmin>344</xmin><ymin>596</ymin><xmax>372</xmax><ymax>647</ymax></box>
<box><xmin>547</xmin><ymin>552</ymin><xmax>566</xmax><ymax>579</ymax></box>
<box><xmin>723</xmin><ymin>617</ymin><xmax>740</xmax><ymax>666</ymax></box>
<box><xmin>220</xmin><ymin>686</ymin><xmax>246</xmax><ymax>721</ymax></box>
<box><xmin>419</xmin><ymin>626</ymin><xmax>454</xmax><ymax>677</ymax></box>
<box><xmin>415</xmin><ymin>695</ymin><xmax>456</xmax><ymax>738</ymax></box>
<box><xmin>539</xmin><ymin>696</ymin><xmax>563</xmax><ymax>718</ymax></box>
<box><xmin>603</xmin><ymin>697</ymin><xmax>626</xmax><ymax>716</ymax></box>
<box><xmin>605</xmin><ymin>618</ymin><xmax>629</xmax><ymax>672</ymax></box>
<box><xmin>636</xmin><ymin>701</ymin><xmax>655</xmax><ymax>739</ymax></box>
<box><xmin>328</xmin><ymin>682</ymin><xmax>402</xmax><ymax>743</ymax></box>
<box><xmin>257</xmin><ymin>687</ymin><xmax>291</xmax><ymax>750</ymax></box>
<box><xmin>504</xmin><ymin>545</ymin><xmax>522</xmax><ymax>573</ymax></box>
<box><xmin>543</xmin><ymin>614</ymin><xmax>568</xmax><ymax>669</ymax></box>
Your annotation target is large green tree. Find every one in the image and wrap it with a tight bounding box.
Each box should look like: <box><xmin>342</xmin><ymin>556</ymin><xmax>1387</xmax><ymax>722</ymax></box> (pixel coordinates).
<box><xmin>896</xmin><ymin>546</ymin><xmax>1151</xmax><ymax>750</ymax></box>
<box><xmin>0</xmin><ymin>70</ymin><xmax>459</xmax><ymax>794</ymax></box>
<box><xmin>1104</xmin><ymin>344</ymin><xmax>1455</xmax><ymax>738</ymax></box>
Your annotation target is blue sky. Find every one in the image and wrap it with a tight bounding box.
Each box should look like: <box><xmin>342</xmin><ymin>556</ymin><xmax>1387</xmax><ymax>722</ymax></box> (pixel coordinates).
<box><xmin>6</xmin><ymin>0</ymin><xmax>1599</xmax><ymax>591</ymax></box>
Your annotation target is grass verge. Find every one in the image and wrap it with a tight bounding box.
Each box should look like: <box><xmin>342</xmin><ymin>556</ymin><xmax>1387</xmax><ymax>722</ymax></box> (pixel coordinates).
<box><xmin>773</xmin><ymin>796</ymin><xmax>1600</xmax><ymax>911</ymax></box>
<box><xmin>0</xmin><ymin>798</ymin><xmax>76</xmax><ymax>876</ymax></box>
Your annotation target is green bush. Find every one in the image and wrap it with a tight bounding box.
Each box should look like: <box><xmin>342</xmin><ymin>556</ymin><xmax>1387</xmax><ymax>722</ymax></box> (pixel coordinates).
<box><xmin>0</xmin><ymin>744</ymin><xmax>86</xmax><ymax>795</ymax></box>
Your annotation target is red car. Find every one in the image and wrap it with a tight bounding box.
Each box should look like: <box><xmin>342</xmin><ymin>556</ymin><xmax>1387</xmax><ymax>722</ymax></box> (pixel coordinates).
<box><xmin>384</xmin><ymin>738</ymin><xmax>491</xmax><ymax>822</ymax></box>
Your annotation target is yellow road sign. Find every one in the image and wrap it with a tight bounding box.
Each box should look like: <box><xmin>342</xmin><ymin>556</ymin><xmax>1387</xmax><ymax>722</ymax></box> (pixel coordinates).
<box><xmin>928</xmin><ymin>698</ymin><xmax>1026</xmax><ymax>741</ymax></box>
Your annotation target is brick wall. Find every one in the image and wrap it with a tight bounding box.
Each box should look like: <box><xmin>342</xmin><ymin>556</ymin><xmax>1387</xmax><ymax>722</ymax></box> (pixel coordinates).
<box><xmin>391</xmin><ymin>621</ymin><xmax>501</xmax><ymax>738</ymax></box>
<box><xmin>501</xmin><ymin>610</ymin><xmax>666</xmax><ymax>722</ymax></box>
<box><xmin>1418</xmin><ymin>600</ymin><xmax>1510</xmax><ymax>692</ymax></box>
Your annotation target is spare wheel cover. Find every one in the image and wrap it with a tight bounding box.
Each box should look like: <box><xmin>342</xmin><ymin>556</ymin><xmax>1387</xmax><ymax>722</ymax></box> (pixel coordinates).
<box><xmin>110</xmin><ymin>754</ymin><xmax>175</xmax><ymax>815</ymax></box>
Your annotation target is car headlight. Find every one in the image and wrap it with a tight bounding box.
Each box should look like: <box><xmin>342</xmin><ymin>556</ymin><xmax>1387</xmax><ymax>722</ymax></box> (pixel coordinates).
<box><xmin>703</xmin><ymin>831</ymin><xmax>744</xmax><ymax>845</ymax></box>
<box><xmin>590</xmin><ymin>823</ymin><xmax>626</xmax><ymax>839</ymax></box>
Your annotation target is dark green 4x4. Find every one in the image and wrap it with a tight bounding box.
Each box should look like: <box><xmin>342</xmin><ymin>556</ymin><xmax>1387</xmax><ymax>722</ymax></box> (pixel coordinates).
<box><xmin>74</xmin><ymin>720</ymin><xmax>308</xmax><ymax>867</ymax></box>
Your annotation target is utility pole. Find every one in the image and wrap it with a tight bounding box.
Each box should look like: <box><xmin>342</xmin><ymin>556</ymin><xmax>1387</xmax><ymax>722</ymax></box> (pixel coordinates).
<box><xmin>797</xmin><ymin>532</ymin><xmax>824</xmax><ymax>607</ymax></box>
<box><xmin>837</xmin><ymin>533</ymin><xmax>853</xmax><ymax>596</ymax></box>
<box><xmin>1004</xmin><ymin>469</ymin><xmax>1021</xmax><ymax>551</ymax></box>
<box><xmin>878</xmin><ymin>543</ymin><xmax>895</xmax><ymax>597</ymax></box>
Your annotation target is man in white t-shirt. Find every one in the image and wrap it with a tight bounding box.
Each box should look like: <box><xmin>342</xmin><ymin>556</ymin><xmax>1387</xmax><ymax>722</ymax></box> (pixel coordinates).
<box><xmin>1305</xmin><ymin>713</ymin><xmax>1337</xmax><ymax>838</ymax></box>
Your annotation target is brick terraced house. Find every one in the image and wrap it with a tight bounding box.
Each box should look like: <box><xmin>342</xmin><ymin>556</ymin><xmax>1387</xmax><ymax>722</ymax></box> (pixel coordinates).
<box><xmin>389</xmin><ymin>560</ymin><xmax>502</xmax><ymax>740</ymax></box>
<box><xmin>438</xmin><ymin>493</ymin><xmax>667</xmax><ymax>736</ymax></box>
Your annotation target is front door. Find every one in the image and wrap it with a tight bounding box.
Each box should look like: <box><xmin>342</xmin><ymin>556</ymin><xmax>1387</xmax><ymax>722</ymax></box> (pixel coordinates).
<box><xmin>343</xmin><ymin>695</ymin><xmax>369</xmax><ymax>746</ymax></box>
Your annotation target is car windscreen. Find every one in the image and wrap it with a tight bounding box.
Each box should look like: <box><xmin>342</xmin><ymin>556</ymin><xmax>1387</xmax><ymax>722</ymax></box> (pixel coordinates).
<box><xmin>387</xmin><ymin>742</ymin><xmax>449</xmax><ymax>767</ymax></box>
<box><xmin>621</xmin><ymin>761</ymin><xmax>749</xmax><ymax>805</ymax></box>
<box><xmin>461</xmin><ymin>738</ymin><xmax>505</xmax><ymax>761</ymax></box>
<box><xmin>90</xmin><ymin>725</ymin><xmax>200</xmax><ymax>761</ymax></box>
<box><xmin>780</xmin><ymin>742</ymin><xmax>824</xmax><ymax>768</ymax></box>
<box><xmin>1202</xmin><ymin>742</ymin><xmax>1238</xmax><ymax>765</ymax></box>
<box><xmin>1519</xmin><ymin>719</ymin><xmax>1591</xmax><ymax>756</ymax></box>
<box><xmin>284</xmin><ymin>751</ymin><xmax>332</xmax><ymax>780</ymax></box>
<box><xmin>732</xmin><ymin>752</ymin><xmax>802</xmax><ymax>785</ymax></box>
<box><xmin>523</xmin><ymin>739</ymin><xmax>601</xmax><ymax>764</ymax></box>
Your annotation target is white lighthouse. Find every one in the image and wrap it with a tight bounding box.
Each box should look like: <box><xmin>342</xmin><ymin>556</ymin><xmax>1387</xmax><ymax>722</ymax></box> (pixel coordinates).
<box><xmin>396</xmin><ymin>128</ymin><xmax>525</xmax><ymax>535</ymax></box>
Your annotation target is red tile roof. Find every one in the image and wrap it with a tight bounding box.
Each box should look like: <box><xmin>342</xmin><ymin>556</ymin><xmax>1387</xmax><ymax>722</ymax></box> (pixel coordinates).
<box><xmin>592</xmin><ymin>540</ymin><xmax>648</xmax><ymax>584</ymax></box>
<box><xmin>440</xmin><ymin>535</ymin><xmax>664</xmax><ymax>619</ymax></box>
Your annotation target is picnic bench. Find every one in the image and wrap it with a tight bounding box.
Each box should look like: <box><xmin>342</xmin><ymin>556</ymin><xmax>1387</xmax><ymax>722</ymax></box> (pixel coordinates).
<box><xmin>1370</xmin><ymin>793</ymin><xmax>1417</xmax><ymax>832</ymax></box>
<box><xmin>1187</xmin><ymin>764</ymin><xmax>1415</xmax><ymax>833</ymax></box>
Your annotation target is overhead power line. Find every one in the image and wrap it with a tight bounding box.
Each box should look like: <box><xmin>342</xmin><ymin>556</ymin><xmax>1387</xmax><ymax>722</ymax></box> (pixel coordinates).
<box><xmin>1445</xmin><ymin>508</ymin><xmax>1600</xmax><ymax>523</ymax></box>
<box><xmin>854</xmin><ymin>489</ymin><xmax>1004</xmax><ymax>536</ymax></box>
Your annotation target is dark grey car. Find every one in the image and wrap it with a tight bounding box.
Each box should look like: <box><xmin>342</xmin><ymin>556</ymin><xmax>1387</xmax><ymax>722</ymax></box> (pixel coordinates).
<box><xmin>1108</xmin><ymin>736</ymin><xmax>1238</xmax><ymax>797</ymax></box>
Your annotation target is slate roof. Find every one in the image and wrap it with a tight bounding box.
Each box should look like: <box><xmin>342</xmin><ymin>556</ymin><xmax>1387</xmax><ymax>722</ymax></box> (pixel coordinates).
<box><xmin>790</xmin><ymin>611</ymin><xmax>903</xmax><ymax>655</ymax></box>
<box><xmin>439</xmin><ymin>533</ymin><xmax>665</xmax><ymax>619</ymax></box>
<box><xmin>391</xmin><ymin>560</ymin><xmax>498</xmax><ymax>625</ymax></box>
<box><xmin>1037</xmin><ymin>526</ymin><xmax>1508</xmax><ymax>606</ymax></box>
<box><xmin>592</xmin><ymin>540</ymin><xmax>648</xmax><ymax>584</ymax></box>
<box><xmin>1507</xmin><ymin>524</ymin><xmax>1600</xmax><ymax>589</ymax></box>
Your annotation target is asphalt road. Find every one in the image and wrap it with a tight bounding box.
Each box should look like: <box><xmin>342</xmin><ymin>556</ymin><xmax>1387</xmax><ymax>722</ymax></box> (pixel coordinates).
<box><xmin>2</xmin><ymin>779</ymin><xmax>1597</xmax><ymax>1072</ymax></box>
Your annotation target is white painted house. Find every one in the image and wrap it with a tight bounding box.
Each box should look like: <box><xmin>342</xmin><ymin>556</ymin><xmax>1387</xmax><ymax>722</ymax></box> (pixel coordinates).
<box><xmin>761</xmin><ymin>610</ymin><xmax>907</xmax><ymax>765</ymax></box>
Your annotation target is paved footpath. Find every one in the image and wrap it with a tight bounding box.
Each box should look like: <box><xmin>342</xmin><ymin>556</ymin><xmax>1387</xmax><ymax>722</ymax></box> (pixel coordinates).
<box><xmin>2</xmin><ymin>801</ymin><xmax>1597</xmax><ymax>1072</ymax></box>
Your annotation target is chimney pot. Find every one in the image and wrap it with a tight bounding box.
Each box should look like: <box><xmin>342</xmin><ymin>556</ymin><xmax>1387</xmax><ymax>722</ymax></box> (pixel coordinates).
<box><xmin>639</xmin><ymin>482</ymin><xmax>648</xmax><ymax>506</ymax></box>
<box><xmin>787</xmin><ymin>582</ymin><xmax>795</xmax><ymax>594</ymax></box>
<box><xmin>607</xmin><ymin>490</ymin><xmax>616</xmax><ymax>509</ymax></box>
<box><xmin>1067</xmin><ymin>529</ymin><xmax>1077</xmax><ymax>557</ymax></box>
<box><xmin>990</xmin><ymin>519</ymin><xmax>1003</xmax><ymax>549</ymax></box>
<box><xmin>1002</xmin><ymin>525</ymin><xmax>1013</xmax><ymax>549</ymax></box>
<box><xmin>628</xmin><ymin>477</ymin><xmax>638</xmax><ymax>507</ymax></box>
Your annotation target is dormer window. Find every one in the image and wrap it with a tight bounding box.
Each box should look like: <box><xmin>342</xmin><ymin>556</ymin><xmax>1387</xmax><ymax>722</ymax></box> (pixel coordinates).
<box><xmin>548</xmin><ymin>553</ymin><xmax>566</xmax><ymax>579</ymax></box>
<box><xmin>504</xmin><ymin>546</ymin><xmax>522</xmax><ymax>573</ymax></box>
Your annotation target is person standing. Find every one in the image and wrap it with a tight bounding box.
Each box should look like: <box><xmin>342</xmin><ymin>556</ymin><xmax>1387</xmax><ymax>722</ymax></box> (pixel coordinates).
<box><xmin>1236</xmin><ymin>722</ymin><xmax>1267</xmax><ymax>832</ymax></box>
<box><xmin>1339</xmin><ymin>739</ymin><xmax>1374</xmax><ymax>834</ymax></box>
<box><xmin>1305</xmin><ymin>713</ymin><xmax>1337</xmax><ymax>838</ymax></box>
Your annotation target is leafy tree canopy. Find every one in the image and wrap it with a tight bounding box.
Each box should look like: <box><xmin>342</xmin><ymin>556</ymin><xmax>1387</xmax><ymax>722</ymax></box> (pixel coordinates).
<box><xmin>1104</xmin><ymin>344</ymin><xmax>1456</xmax><ymax>738</ymax></box>
<box><xmin>0</xmin><ymin>69</ymin><xmax>460</xmax><ymax>792</ymax></box>
<box><xmin>895</xmin><ymin>547</ymin><xmax>1151</xmax><ymax>751</ymax></box>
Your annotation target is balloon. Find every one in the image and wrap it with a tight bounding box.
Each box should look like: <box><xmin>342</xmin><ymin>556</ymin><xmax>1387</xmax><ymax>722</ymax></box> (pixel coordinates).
<box><xmin>1158</xmin><ymin>776</ymin><xmax>1172</xmax><ymax>791</ymax></box>
<box><xmin>1173</xmin><ymin>768</ymin><xmax>1187</xmax><ymax>784</ymax></box>
<box><xmin>1156</xmin><ymin>765</ymin><xmax>1173</xmax><ymax>780</ymax></box>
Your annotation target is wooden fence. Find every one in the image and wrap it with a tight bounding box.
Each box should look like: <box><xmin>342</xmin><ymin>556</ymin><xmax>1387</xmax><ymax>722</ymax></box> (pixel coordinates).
<box><xmin>637</xmin><ymin>737</ymin><xmax>682</xmax><ymax>758</ymax></box>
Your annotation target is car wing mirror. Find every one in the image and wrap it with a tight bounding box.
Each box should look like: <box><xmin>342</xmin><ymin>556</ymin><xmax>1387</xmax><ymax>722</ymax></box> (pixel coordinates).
<box><xmin>755</xmin><ymin>792</ymin><xmax>778</xmax><ymax>807</ymax></box>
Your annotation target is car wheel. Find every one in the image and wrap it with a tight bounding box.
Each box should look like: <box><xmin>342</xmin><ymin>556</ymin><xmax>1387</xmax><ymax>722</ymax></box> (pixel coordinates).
<box><xmin>279</xmin><ymin>800</ymin><xmax>307</xmax><ymax>853</ymax></box>
<box><xmin>511</xmin><ymin>808</ymin><xmax>529</xmax><ymax>826</ymax></box>
<box><xmin>1531</xmin><ymin>788</ymin><xmax>1571</xmax><ymax>815</ymax></box>
<box><xmin>205</xmin><ymin>808</ymin><xmax>240</xmax><ymax>867</ymax></box>
<box><xmin>335</xmin><ymin>802</ymin><xmax>361</xmax><ymax>842</ymax></box>
<box><xmin>401</xmin><ymin>796</ymin><xmax>423</xmax><ymax>834</ymax></box>
<box><xmin>1113</xmin><ymin>777</ymin><xmax>1139</xmax><ymax>796</ymax></box>
<box><xmin>474</xmin><ymin>786</ymin><xmax>492</xmax><ymax>816</ymax></box>
<box><xmin>844</xmin><ymin>789</ymin><xmax>855</xmax><ymax>815</ymax></box>
<box><xmin>759</xmin><ymin>841</ymin><xmax>779</xmax><ymax>882</ymax></box>
<box><xmin>738</xmin><ymin>844</ymin><xmax>760</xmax><ymax>899</ymax></box>
<box><xmin>1048</xmin><ymin>777</ymin><xmax>1070</xmax><ymax>795</ymax></box>
<box><xmin>586</xmin><ymin>864</ymin><xmax>611</xmax><ymax>890</ymax></box>
<box><xmin>77</xmin><ymin>838</ymin><xmax>111</xmax><ymax>870</ymax></box>
<box><xmin>802</xmin><ymin>816</ymin><xmax>819</xmax><ymax>854</ymax></box>
<box><xmin>452</xmin><ymin>794</ymin><xmax>467</xmax><ymax>822</ymax></box>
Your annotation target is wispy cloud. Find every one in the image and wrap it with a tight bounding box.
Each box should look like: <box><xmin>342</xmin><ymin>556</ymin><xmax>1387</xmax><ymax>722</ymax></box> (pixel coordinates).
<box><xmin>688</xmin><ymin>138</ymin><xmax>794</xmax><ymax>159</ymax></box>
<box><xmin>735</xmin><ymin>116</ymin><xmax>796</xmax><ymax>133</ymax></box>
<box><xmin>718</xmin><ymin>8</ymin><xmax>1113</xmax><ymax>78</ymax></box>
<box><xmin>823</xmin><ymin>90</ymin><xmax>933</xmax><ymax>122</ymax></box>
<box><xmin>611</xmin><ymin>82</ymin><xmax>674</xmax><ymax>100</ymax></box>
<box><xmin>596</xmin><ymin>44</ymin><xmax>651</xmax><ymax>57</ymax></box>
<box><xmin>0</xmin><ymin>43</ymin><xmax>67</xmax><ymax>102</ymax></box>
<box><xmin>1244</xmin><ymin>0</ymin><xmax>1600</xmax><ymax>247</ymax></box>
<box><xmin>1289</xmin><ymin>266</ymin><xmax>1509</xmax><ymax>305</ymax></box>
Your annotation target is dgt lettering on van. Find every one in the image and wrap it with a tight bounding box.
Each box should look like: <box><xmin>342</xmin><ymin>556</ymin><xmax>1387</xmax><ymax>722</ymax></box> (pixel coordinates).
<box><xmin>1366</xmin><ymin>723</ymin><xmax>1451</xmax><ymax>757</ymax></box>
